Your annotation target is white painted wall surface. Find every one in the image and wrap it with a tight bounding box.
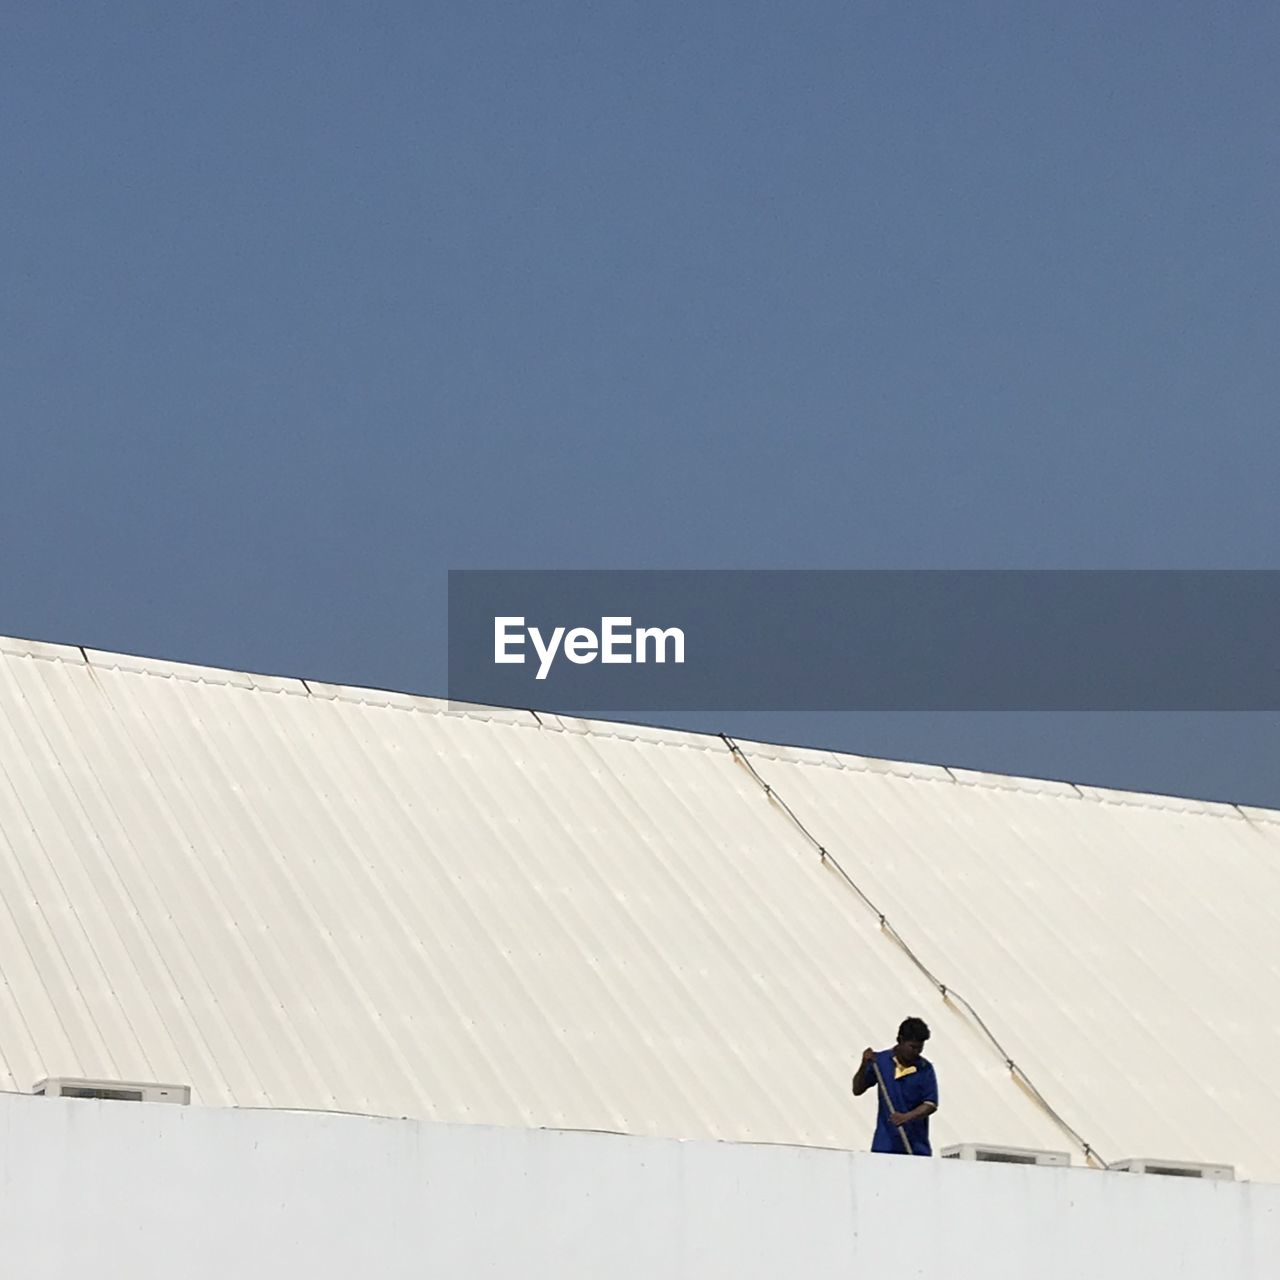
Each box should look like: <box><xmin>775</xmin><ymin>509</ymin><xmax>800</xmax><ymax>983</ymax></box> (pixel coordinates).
<box><xmin>0</xmin><ymin>1093</ymin><xmax>1274</xmax><ymax>1280</ymax></box>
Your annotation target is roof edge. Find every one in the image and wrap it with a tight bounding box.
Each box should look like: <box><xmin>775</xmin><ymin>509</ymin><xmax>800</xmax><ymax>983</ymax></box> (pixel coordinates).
<box><xmin>2</xmin><ymin>631</ymin><xmax>1276</xmax><ymax>822</ymax></box>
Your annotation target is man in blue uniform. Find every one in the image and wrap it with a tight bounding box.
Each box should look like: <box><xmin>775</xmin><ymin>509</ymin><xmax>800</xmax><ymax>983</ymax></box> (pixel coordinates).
<box><xmin>851</xmin><ymin>1016</ymin><xmax>939</xmax><ymax>1155</ymax></box>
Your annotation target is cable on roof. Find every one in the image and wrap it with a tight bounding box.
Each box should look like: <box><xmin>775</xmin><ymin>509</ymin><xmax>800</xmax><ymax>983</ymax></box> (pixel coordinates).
<box><xmin>719</xmin><ymin>733</ymin><xmax>1106</xmax><ymax>1169</ymax></box>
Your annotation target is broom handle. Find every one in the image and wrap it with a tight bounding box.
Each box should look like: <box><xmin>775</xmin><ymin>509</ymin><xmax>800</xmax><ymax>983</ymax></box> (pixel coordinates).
<box><xmin>871</xmin><ymin>1057</ymin><xmax>914</xmax><ymax>1154</ymax></box>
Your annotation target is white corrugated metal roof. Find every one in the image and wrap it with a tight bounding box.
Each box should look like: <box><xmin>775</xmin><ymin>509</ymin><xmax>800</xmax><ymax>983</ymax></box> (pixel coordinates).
<box><xmin>1</xmin><ymin>635</ymin><xmax>1277</xmax><ymax>1178</ymax></box>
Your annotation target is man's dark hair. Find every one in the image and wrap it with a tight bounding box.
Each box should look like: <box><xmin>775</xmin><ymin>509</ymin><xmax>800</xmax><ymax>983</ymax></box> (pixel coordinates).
<box><xmin>898</xmin><ymin>1016</ymin><xmax>931</xmax><ymax>1043</ymax></box>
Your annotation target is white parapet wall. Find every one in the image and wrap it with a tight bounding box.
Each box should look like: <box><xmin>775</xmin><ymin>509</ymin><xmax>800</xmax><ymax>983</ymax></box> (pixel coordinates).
<box><xmin>0</xmin><ymin>1091</ymin><xmax>1275</xmax><ymax>1279</ymax></box>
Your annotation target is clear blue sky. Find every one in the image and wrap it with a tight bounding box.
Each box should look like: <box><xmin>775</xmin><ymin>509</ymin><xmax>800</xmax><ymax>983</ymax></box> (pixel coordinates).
<box><xmin>4</xmin><ymin>4</ymin><xmax>1279</xmax><ymax>805</ymax></box>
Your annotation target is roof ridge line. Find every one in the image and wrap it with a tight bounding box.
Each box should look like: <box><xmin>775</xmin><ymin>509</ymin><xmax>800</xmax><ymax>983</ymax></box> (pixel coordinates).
<box><xmin>1</xmin><ymin>632</ymin><xmax>1274</xmax><ymax>819</ymax></box>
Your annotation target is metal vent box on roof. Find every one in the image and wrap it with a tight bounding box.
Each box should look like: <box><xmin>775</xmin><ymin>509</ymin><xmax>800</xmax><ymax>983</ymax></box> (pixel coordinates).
<box><xmin>1108</xmin><ymin>1158</ymin><xmax>1234</xmax><ymax>1180</ymax></box>
<box><xmin>941</xmin><ymin>1143</ymin><xmax>1070</xmax><ymax>1167</ymax></box>
<box><xmin>33</xmin><ymin>1078</ymin><xmax>191</xmax><ymax>1104</ymax></box>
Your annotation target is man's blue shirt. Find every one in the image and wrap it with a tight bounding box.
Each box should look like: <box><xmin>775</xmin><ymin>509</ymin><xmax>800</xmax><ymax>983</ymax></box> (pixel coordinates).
<box><xmin>871</xmin><ymin>1049</ymin><xmax>938</xmax><ymax>1156</ymax></box>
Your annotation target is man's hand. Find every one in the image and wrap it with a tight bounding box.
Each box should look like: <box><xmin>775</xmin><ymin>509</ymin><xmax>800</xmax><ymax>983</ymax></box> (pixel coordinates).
<box><xmin>888</xmin><ymin>1111</ymin><xmax>910</xmax><ymax>1128</ymax></box>
<box><xmin>851</xmin><ymin>1047</ymin><xmax>877</xmax><ymax>1096</ymax></box>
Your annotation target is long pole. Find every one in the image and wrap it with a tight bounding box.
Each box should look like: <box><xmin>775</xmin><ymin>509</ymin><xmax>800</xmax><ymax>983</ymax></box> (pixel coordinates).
<box><xmin>871</xmin><ymin>1057</ymin><xmax>914</xmax><ymax>1154</ymax></box>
